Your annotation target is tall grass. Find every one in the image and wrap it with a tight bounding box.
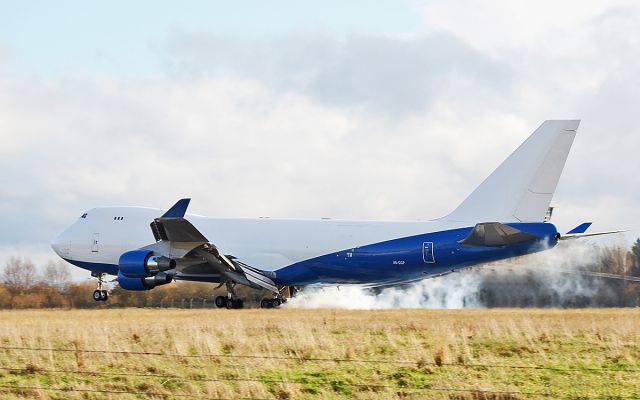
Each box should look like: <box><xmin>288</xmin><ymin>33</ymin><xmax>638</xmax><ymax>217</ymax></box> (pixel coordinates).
<box><xmin>0</xmin><ymin>308</ymin><xmax>638</xmax><ymax>399</ymax></box>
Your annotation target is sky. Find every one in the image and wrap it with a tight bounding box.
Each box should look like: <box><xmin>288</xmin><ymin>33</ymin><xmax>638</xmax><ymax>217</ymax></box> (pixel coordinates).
<box><xmin>0</xmin><ymin>0</ymin><xmax>638</xmax><ymax>279</ymax></box>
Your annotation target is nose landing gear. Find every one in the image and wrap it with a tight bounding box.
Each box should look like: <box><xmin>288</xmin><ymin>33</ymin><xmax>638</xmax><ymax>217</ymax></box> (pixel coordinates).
<box><xmin>92</xmin><ymin>289</ymin><xmax>108</xmax><ymax>301</ymax></box>
<box><xmin>91</xmin><ymin>272</ymin><xmax>109</xmax><ymax>302</ymax></box>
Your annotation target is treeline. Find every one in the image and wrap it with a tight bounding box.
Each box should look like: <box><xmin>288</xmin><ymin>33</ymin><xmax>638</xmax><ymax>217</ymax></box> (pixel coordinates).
<box><xmin>0</xmin><ymin>257</ymin><xmax>269</xmax><ymax>309</ymax></box>
<box><xmin>1</xmin><ymin>239</ymin><xmax>640</xmax><ymax>309</ymax></box>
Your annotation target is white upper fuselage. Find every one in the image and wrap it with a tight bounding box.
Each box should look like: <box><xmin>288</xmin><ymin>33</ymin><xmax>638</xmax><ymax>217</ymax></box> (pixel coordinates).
<box><xmin>52</xmin><ymin>206</ymin><xmax>466</xmax><ymax>272</ymax></box>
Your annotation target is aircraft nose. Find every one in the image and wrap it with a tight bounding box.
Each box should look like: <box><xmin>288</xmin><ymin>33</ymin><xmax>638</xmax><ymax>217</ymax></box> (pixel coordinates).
<box><xmin>51</xmin><ymin>233</ymin><xmax>67</xmax><ymax>258</ymax></box>
<box><xmin>51</xmin><ymin>235</ymin><xmax>62</xmax><ymax>256</ymax></box>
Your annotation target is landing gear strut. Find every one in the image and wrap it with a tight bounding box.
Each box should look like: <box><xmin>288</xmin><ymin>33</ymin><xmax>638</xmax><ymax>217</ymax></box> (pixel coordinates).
<box><xmin>91</xmin><ymin>272</ymin><xmax>109</xmax><ymax>302</ymax></box>
<box><xmin>214</xmin><ymin>281</ymin><xmax>244</xmax><ymax>309</ymax></box>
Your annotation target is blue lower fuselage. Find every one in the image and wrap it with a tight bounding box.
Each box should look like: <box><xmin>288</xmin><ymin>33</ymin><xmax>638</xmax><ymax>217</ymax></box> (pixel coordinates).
<box><xmin>273</xmin><ymin>222</ymin><xmax>558</xmax><ymax>286</ymax></box>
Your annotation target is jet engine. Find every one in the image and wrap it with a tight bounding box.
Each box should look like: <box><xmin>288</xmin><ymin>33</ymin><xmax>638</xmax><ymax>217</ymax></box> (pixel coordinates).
<box><xmin>117</xmin><ymin>249</ymin><xmax>175</xmax><ymax>290</ymax></box>
<box><xmin>117</xmin><ymin>271</ymin><xmax>172</xmax><ymax>290</ymax></box>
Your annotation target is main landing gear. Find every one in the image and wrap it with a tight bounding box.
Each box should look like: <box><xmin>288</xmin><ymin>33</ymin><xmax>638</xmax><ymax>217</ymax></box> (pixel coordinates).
<box><xmin>260</xmin><ymin>297</ymin><xmax>282</xmax><ymax>309</ymax></box>
<box><xmin>214</xmin><ymin>281</ymin><xmax>244</xmax><ymax>309</ymax></box>
<box><xmin>91</xmin><ymin>272</ymin><xmax>109</xmax><ymax>302</ymax></box>
<box><xmin>215</xmin><ymin>296</ymin><xmax>244</xmax><ymax>309</ymax></box>
<box><xmin>260</xmin><ymin>286</ymin><xmax>297</xmax><ymax>309</ymax></box>
<box><xmin>213</xmin><ymin>285</ymin><xmax>296</xmax><ymax>309</ymax></box>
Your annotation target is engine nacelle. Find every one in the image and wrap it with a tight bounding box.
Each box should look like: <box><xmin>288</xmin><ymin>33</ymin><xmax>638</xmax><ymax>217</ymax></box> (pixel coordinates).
<box><xmin>117</xmin><ymin>271</ymin><xmax>173</xmax><ymax>291</ymax></box>
<box><xmin>118</xmin><ymin>249</ymin><xmax>176</xmax><ymax>278</ymax></box>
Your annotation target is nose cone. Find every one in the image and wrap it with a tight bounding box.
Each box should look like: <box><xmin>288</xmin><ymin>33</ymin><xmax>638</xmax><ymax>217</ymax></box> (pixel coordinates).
<box><xmin>51</xmin><ymin>233</ymin><xmax>68</xmax><ymax>258</ymax></box>
<box><xmin>51</xmin><ymin>235</ymin><xmax>62</xmax><ymax>257</ymax></box>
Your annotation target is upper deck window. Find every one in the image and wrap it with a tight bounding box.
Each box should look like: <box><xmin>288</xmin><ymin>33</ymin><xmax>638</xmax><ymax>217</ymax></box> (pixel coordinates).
<box><xmin>80</xmin><ymin>213</ymin><xmax>87</xmax><ymax>219</ymax></box>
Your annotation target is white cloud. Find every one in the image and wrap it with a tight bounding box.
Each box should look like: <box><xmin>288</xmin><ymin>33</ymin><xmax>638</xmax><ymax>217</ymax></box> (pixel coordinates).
<box><xmin>415</xmin><ymin>0</ymin><xmax>637</xmax><ymax>52</ymax></box>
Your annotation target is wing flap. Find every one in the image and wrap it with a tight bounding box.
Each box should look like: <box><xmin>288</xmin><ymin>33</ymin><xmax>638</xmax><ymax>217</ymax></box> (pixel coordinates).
<box><xmin>241</xmin><ymin>267</ymin><xmax>279</xmax><ymax>293</ymax></box>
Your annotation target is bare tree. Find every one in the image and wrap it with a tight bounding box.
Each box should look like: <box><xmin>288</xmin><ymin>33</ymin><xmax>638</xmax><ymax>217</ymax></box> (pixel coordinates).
<box><xmin>599</xmin><ymin>245</ymin><xmax>630</xmax><ymax>275</ymax></box>
<box><xmin>630</xmin><ymin>238</ymin><xmax>640</xmax><ymax>276</ymax></box>
<box><xmin>2</xmin><ymin>257</ymin><xmax>39</xmax><ymax>289</ymax></box>
<box><xmin>43</xmin><ymin>261</ymin><xmax>71</xmax><ymax>289</ymax></box>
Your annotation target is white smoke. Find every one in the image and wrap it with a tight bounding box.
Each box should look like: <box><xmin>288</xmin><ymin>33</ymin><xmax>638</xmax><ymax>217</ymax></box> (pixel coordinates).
<box><xmin>285</xmin><ymin>272</ymin><xmax>483</xmax><ymax>309</ymax></box>
<box><xmin>285</xmin><ymin>241</ymin><xmax>611</xmax><ymax>309</ymax></box>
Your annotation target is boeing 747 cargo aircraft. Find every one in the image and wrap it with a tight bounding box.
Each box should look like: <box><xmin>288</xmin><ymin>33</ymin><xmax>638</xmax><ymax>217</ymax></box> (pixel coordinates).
<box><xmin>51</xmin><ymin>120</ymin><xmax>621</xmax><ymax>307</ymax></box>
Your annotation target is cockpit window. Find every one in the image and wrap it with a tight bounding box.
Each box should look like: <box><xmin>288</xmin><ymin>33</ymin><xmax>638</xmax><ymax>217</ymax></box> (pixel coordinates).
<box><xmin>80</xmin><ymin>213</ymin><xmax>87</xmax><ymax>219</ymax></box>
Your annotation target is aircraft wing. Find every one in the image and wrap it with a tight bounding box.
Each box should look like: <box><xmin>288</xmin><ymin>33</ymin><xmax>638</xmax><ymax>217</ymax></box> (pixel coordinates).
<box><xmin>144</xmin><ymin>199</ymin><xmax>279</xmax><ymax>293</ymax></box>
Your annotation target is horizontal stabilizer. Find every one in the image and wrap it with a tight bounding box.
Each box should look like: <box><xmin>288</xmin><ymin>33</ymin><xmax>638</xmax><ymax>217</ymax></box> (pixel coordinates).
<box><xmin>567</xmin><ymin>222</ymin><xmax>592</xmax><ymax>234</ymax></box>
<box><xmin>559</xmin><ymin>230</ymin><xmax>627</xmax><ymax>240</ymax></box>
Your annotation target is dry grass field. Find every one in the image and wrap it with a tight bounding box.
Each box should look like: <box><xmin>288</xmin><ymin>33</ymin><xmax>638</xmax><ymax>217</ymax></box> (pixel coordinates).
<box><xmin>0</xmin><ymin>308</ymin><xmax>637</xmax><ymax>399</ymax></box>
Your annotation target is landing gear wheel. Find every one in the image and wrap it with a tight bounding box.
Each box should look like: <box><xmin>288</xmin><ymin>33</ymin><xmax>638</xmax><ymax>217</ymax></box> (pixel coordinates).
<box><xmin>92</xmin><ymin>290</ymin><xmax>102</xmax><ymax>302</ymax></box>
<box><xmin>215</xmin><ymin>296</ymin><xmax>227</xmax><ymax>308</ymax></box>
<box><xmin>225</xmin><ymin>298</ymin><xmax>234</xmax><ymax>309</ymax></box>
<box><xmin>260</xmin><ymin>298</ymin><xmax>281</xmax><ymax>308</ymax></box>
<box><xmin>100</xmin><ymin>290</ymin><xmax>109</xmax><ymax>301</ymax></box>
<box><xmin>232</xmin><ymin>299</ymin><xmax>244</xmax><ymax>309</ymax></box>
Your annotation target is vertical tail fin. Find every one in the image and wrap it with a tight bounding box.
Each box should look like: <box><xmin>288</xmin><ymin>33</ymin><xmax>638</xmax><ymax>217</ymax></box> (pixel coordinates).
<box><xmin>444</xmin><ymin>120</ymin><xmax>580</xmax><ymax>223</ymax></box>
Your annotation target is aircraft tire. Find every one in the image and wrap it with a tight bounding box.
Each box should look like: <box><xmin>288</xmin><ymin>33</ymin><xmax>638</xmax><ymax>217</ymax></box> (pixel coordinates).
<box><xmin>100</xmin><ymin>290</ymin><xmax>109</xmax><ymax>301</ymax></box>
<box><xmin>271</xmin><ymin>298</ymin><xmax>281</xmax><ymax>308</ymax></box>
<box><xmin>260</xmin><ymin>299</ymin><xmax>271</xmax><ymax>308</ymax></box>
<box><xmin>92</xmin><ymin>290</ymin><xmax>102</xmax><ymax>302</ymax></box>
<box><xmin>232</xmin><ymin>299</ymin><xmax>244</xmax><ymax>309</ymax></box>
<box><xmin>214</xmin><ymin>296</ymin><xmax>227</xmax><ymax>308</ymax></box>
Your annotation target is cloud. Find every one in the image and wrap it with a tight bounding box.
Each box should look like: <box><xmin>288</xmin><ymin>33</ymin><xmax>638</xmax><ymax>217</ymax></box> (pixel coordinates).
<box><xmin>415</xmin><ymin>0</ymin><xmax>638</xmax><ymax>52</ymax></box>
<box><xmin>163</xmin><ymin>31</ymin><xmax>513</xmax><ymax>116</ymax></box>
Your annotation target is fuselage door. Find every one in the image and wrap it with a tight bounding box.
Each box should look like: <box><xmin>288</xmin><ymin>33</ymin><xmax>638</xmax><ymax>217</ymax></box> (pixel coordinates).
<box><xmin>91</xmin><ymin>233</ymin><xmax>100</xmax><ymax>253</ymax></box>
<box><xmin>422</xmin><ymin>242</ymin><xmax>435</xmax><ymax>263</ymax></box>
